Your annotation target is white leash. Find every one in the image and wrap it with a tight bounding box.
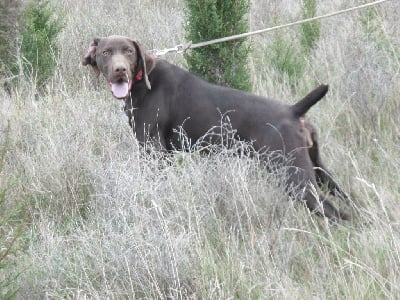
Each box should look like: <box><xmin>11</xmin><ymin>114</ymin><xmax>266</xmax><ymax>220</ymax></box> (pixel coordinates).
<box><xmin>150</xmin><ymin>0</ymin><xmax>393</xmax><ymax>56</ymax></box>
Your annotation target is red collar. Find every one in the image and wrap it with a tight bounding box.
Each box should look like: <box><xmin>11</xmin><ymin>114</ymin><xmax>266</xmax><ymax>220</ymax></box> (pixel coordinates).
<box><xmin>133</xmin><ymin>54</ymin><xmax>155</xmax><ymax>86</ymax></box>
<box><xmin>133</xmin><ymin>69</ymin><xmax>143</xmax><ymax>83</ymax></box>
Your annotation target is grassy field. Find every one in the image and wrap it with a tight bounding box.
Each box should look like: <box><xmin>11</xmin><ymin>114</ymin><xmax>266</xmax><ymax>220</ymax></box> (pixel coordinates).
<box><xmin>1</xmin><ymin>0</ymin><xmax>400</xmax><ymax>298</ymax></box>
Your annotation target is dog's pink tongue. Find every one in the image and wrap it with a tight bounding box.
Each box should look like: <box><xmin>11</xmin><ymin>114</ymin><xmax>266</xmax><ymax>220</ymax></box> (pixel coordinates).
<box><xmin>110</xmin><ymin>82</ymin><xmax>129</xmax><ymax>99</ymax></box>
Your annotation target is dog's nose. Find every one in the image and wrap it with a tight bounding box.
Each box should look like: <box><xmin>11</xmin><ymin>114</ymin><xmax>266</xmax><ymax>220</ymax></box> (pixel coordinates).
<box><xmin>113</xmin><ymin>63</ymin><xmax>127</xmax><ymax>74</ymax></box>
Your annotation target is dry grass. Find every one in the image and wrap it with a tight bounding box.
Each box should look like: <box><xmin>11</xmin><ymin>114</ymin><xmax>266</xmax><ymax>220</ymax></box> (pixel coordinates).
<box><xmin>1</xmin><ymin>0</ymin><xmax>400</xmax><ymax>298</ymax></box>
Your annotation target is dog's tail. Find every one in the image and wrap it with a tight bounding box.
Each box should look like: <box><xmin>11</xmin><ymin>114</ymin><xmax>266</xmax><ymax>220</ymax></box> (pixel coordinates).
<box><xmin>291</xmin><ymin>84</ymin><xmax>329</xmax><ymax>117</ymax></box>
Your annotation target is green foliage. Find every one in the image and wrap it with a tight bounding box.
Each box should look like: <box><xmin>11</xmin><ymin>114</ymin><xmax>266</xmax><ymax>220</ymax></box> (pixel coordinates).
<box><xmin>17</xmin><ymin>0</ymin><xmax>64</xmax><ymax>87</ymax></box>
<box><xmin>360</xmin><ymin>3</ymin><xmax>399</xmax><ymax>61</ymax></box>
<box><xmin>184</xmin><ymin>0</ymin><xmax>251</xmax><ymax>91</ymax></box>
<box><xmin>266</xmin><ymin>0</ymin><xmax>320</xmax><ymax>87</ymax></box>
<box><xmin>360</xmin><ymin>0</ymin><xmax>380</xmax><ymax>36</ymax></box>
<box><xmin>300</xmin><ymin>0</ymin><xmax>320</xmax><ymax>53</ymax></box>
<box><xmin>266</xmin><ymin>33</ymin><xmax>306</xmax><ymax>86</ymax></box>
<box><xmin>0</xmin><ymin>0</ymin><xmax>21</xmax><ymax>76</ymax></box>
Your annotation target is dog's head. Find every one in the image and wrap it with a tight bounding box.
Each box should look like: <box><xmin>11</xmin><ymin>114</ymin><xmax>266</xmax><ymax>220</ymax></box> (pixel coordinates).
<box><xmin>82</xmin><ymin>36</ymin><xmax>156</xmax><ymax>99</ymax></box>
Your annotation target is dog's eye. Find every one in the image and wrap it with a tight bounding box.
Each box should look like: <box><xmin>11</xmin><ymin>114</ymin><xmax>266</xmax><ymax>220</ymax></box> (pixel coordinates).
<box><xmin>125</xmin><ymin>48</ymin><xmax>134</xmax><ymax>55</ymax></box>
<box><xmin>102</xmin><ymin>50</ymin><xmax>111</xmax><ymax>56</ymax></box>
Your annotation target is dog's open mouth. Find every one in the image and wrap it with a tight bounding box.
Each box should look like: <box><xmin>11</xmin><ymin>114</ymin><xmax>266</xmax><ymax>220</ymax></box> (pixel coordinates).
<box><xmin>108</xmin><ymin>80</ymin><xmax>133</xmax><ymax>99</ymax></box>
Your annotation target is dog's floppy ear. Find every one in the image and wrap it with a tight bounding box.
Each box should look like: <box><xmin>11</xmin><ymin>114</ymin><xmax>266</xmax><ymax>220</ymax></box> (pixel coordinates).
<box><xmin>131</xmin><ymin>40</ymin><xmax>155</xmax><ymax>90</ymax></box>
<box><xmin>82</xmin><ymin>38</ymin><xmax>100</xmax><ymax>76</ymax></box>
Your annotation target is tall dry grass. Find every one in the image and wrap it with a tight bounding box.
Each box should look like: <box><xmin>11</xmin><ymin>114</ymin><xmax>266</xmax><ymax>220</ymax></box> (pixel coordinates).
<box><xmin>1</xmin><ymin>0</ymin><xmax>400</xmax><ymax>298</ymax></box>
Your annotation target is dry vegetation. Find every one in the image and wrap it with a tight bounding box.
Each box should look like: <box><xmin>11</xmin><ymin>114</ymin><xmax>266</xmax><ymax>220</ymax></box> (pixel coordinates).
<box><xmin>1</xmin><ymin>0</ymin><xmax>400</xmax><ymax>298</ymax></box>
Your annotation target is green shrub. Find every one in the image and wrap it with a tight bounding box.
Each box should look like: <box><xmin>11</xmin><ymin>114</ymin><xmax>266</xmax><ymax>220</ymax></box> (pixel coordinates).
<box><xmin>266</xmin><ymin>33</ymin><xmax>306</xmax><ymax>86</ymax></box>
<box><xmin>266</xmin><ymin>0</ymin><xmax>320</xmax><ymax>87</ymax></box>
<box><xmin>16</xmin><ymin>0</ymin><xmax>64</xmax><ymax>87</ymax></box>
<box><xmin>0</xmin><ymin>0</ymin><xmax>21</xmax><ymax>79</ymax></box>
<box><xmin>300</xmin><ymin>0</ymin><xmax>320</xmax><ymax>53</ymax></box>
<box><xmin>184</xmin><ymin>0</ymin><xmax>251</xmax><ymax>91</ymax></box>
<box><xmin>360</xmin><ymin>2</ymin><xmax>398</xmax><ymax>60</ymax></box>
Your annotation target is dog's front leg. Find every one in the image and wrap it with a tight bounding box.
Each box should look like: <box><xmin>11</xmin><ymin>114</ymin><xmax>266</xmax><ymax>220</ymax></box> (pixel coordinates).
<box><xmin>131</xmin><ymin>120</ymin><xmax>168</xmax><ymax>153</ymax></box>
<box><xmin>286</xmin><ymin>165</ymin><xmax>350</xmax><ymax>221</ymax></box>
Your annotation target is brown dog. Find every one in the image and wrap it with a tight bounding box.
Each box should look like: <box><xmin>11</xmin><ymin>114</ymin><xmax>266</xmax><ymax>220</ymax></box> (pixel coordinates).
<box><xmin>83</xmin><ymin>36</ymin><xmax>350</xmax><ymax>221</ymax></box>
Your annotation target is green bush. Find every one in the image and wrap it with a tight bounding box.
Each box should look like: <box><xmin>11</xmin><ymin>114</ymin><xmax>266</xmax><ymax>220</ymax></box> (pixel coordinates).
<box><xmin>17</xmin><ymin>0</ymin><xmax>64</xmax><ymax>87</ymax></box>
<box><xmin>300</xmin><ymin>0</ymin><xmax>320</xmax><ymax>53</ymax></box>
<box><xmin>266</xmin><ymin>33</ymin><xmax>306</xmax><ymax>86</ymax></box>
<box><xmin>0</xmin><ymin>0</ymin><xmax>21</xmax><ymax>78</ymax></box>
<box><xmin>184</xmin><ymin>0</ymin><xmax>251</xmax><ymax>91</ymax></box>
<box><xmin>266</xmin><ymin>0</ymin><xmax>320</xmax><ymax>87</ymax></box>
